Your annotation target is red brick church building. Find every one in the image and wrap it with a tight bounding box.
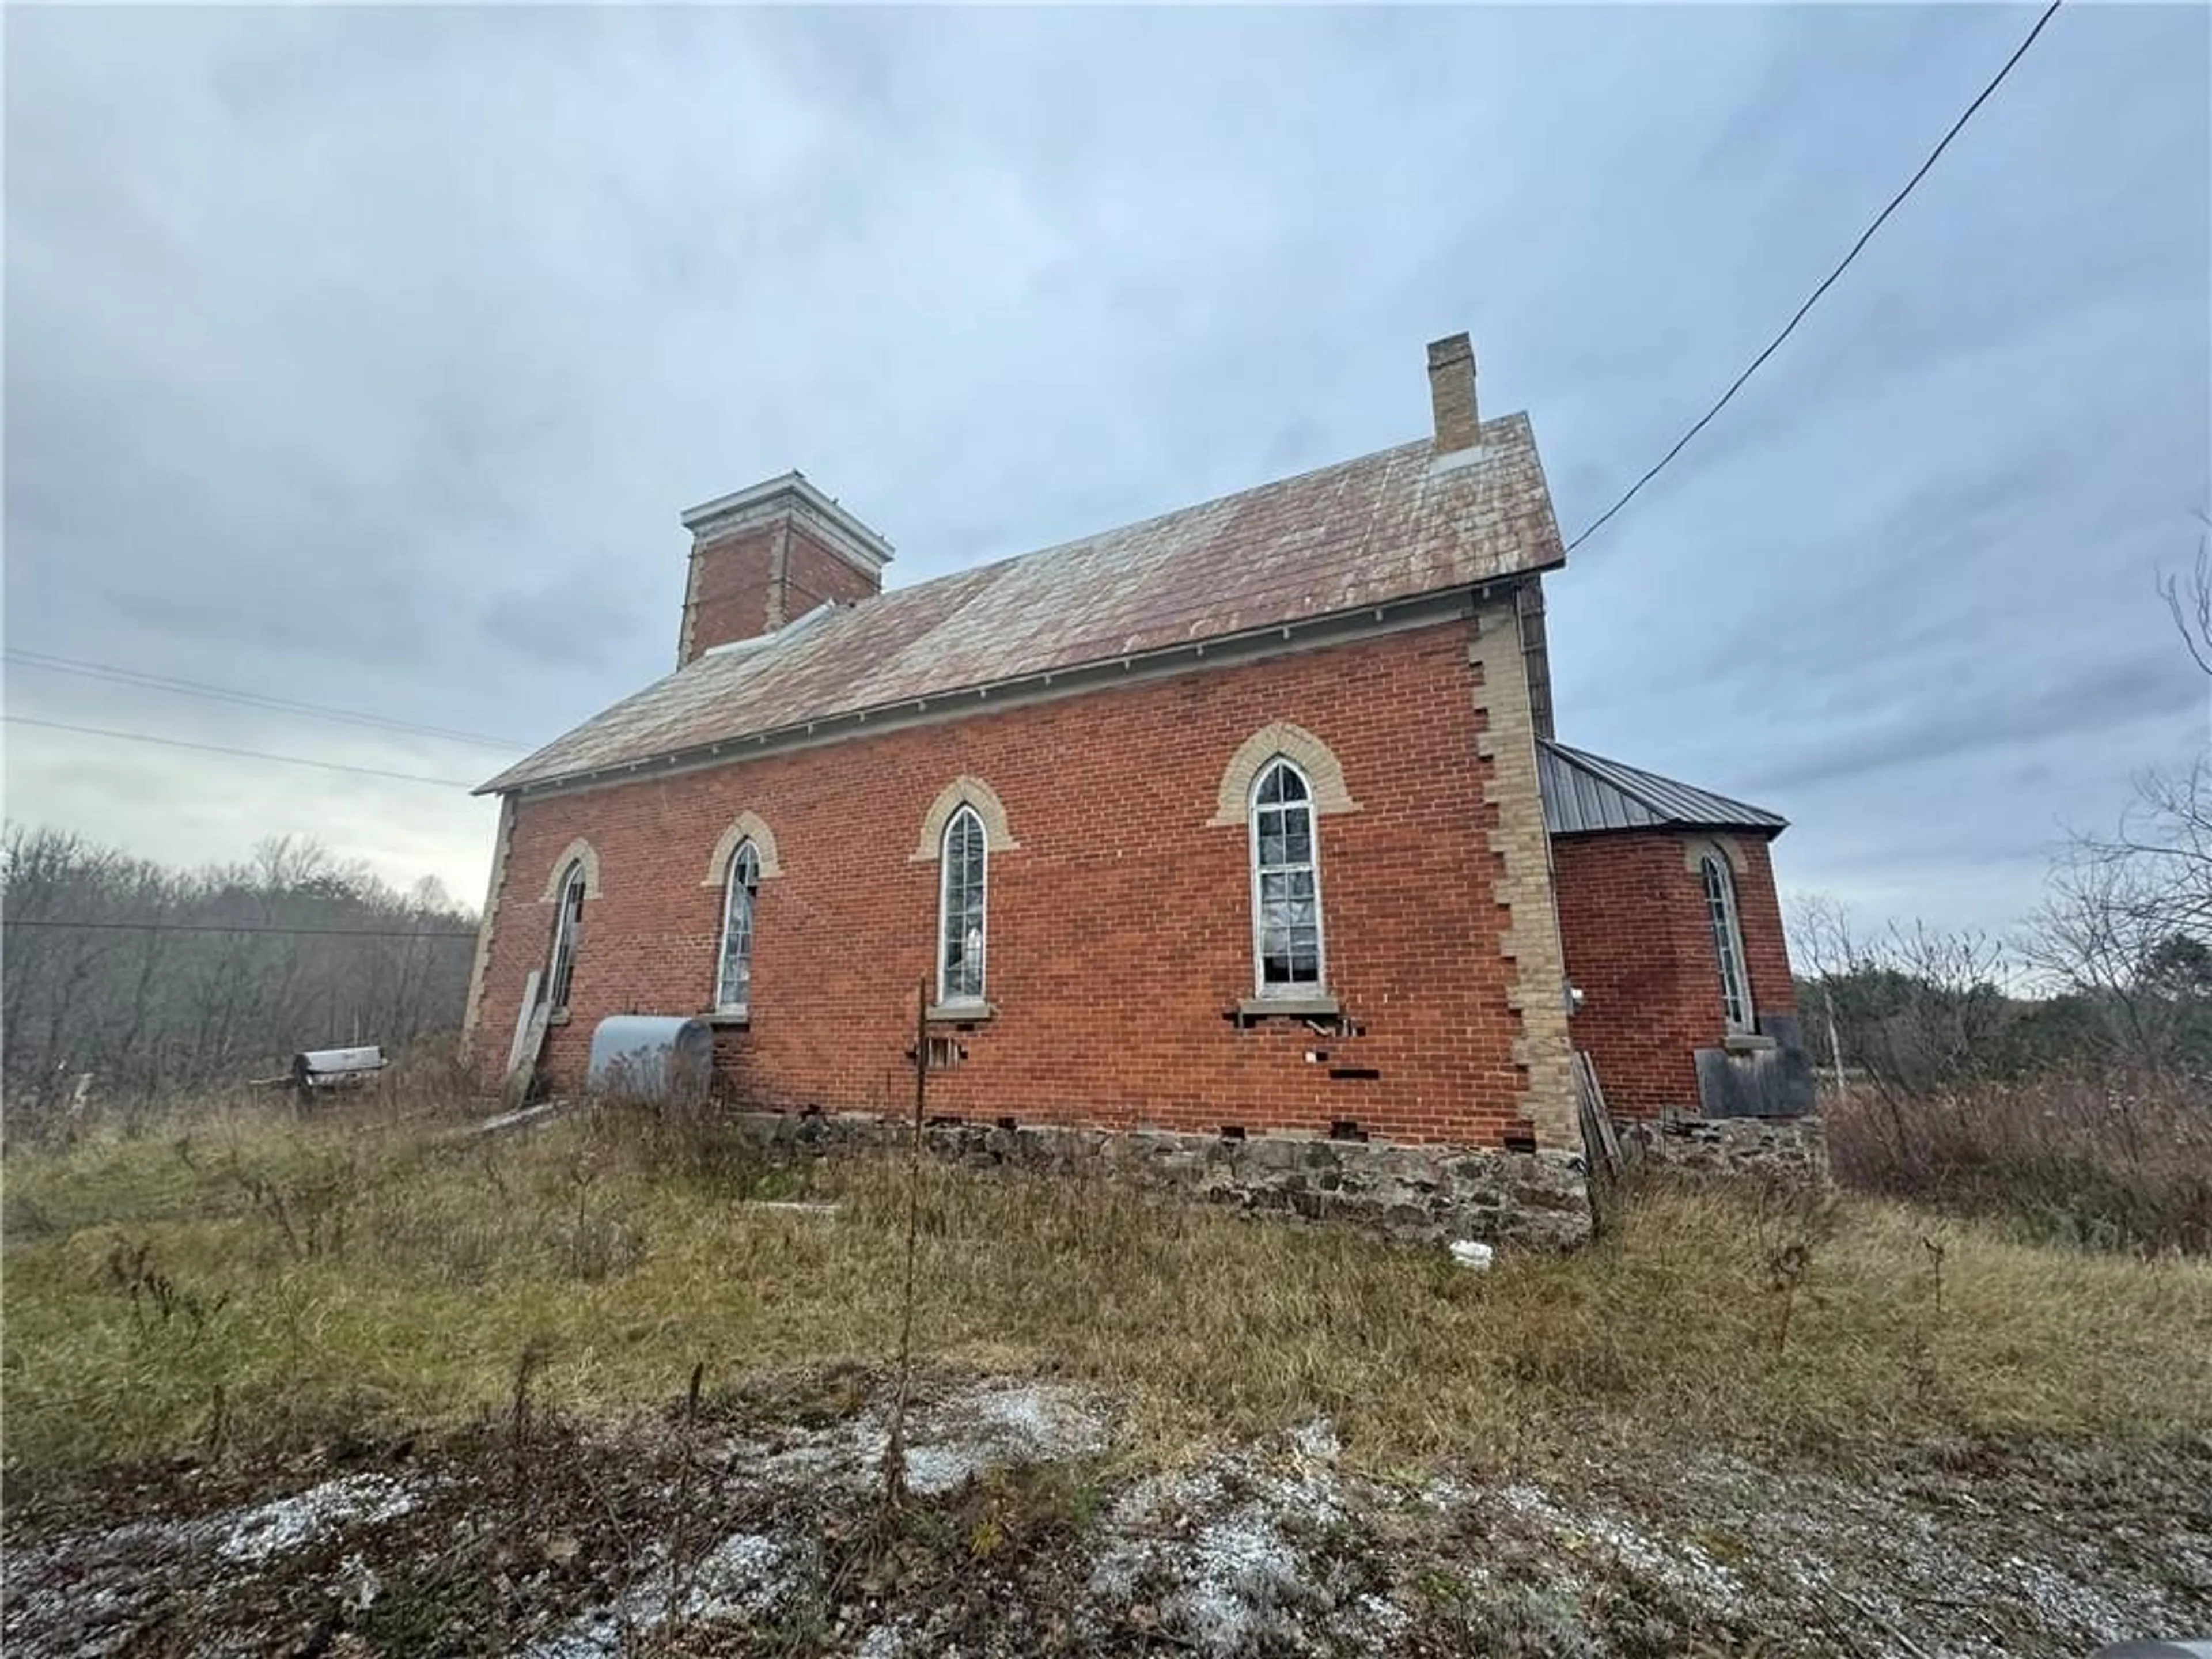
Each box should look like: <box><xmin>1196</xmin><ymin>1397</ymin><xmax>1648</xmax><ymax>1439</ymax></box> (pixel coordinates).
<box><xmin>463</xmin><ymin>335</ymin><xmax>1810</xmax><ymax>1151</ymax></box>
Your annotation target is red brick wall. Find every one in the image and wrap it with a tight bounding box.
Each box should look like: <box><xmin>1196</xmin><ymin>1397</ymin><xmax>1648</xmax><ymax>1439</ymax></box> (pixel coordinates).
<box><xmin>784</xmin><ymin>523</ymin><xmax>878</xmax><ymax>616</ymax></box>
<box><xmin>1552</xmin><ymin>830</ymin><xmax>1794</xmax><ymax>1116</ymax></box>
<box><xmin>475</xmin><ymin>618</ymin><xmax>1547</xmax><ymax>1146</ymax></box>
<box><xmin>683</xmin><ymin>515</ymin><xmax>880</xmax><ymax>661</ymax></box>
<box><xmin>684</xmin><ymin>521</ymin><xmax>778</xmax><ymax>658</ymax></box>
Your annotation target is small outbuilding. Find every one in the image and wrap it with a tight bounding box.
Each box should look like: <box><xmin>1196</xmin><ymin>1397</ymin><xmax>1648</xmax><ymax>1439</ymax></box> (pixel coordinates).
<box><xmin>1541</xmin><ymin>741</ymin><xmax>1812</xmax><ymax>1120</ymax></box>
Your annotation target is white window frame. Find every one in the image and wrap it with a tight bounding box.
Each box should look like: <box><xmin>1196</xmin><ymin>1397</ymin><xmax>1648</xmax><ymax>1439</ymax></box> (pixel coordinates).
<box><xmin>715</xmin><ymin>839</ymin><xmax>760</xmax><ymax>1015</ymax></box>
<box><xmin>1248</xmin><ymin>757</ymin><xmax>1327</xmax><ymax>997</ymax></box>
<box><xmin>547</xmin><ymin>860</ymin><xmax>588</xmax><ymax>1011</ymax></box>
<box><xmin>936</xmin><ymin>804</ymin><xmax>988</xmax><ymax>1007</ymax></box>
<box><xmin>1699</xmin><ymin>851</ymin><xmax>1753</xmax><ymax>1034</ymax></box>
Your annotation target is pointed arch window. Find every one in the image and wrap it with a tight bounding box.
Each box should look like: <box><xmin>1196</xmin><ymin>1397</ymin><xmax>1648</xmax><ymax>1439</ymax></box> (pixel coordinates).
<box><xmin>717</xmin><ymin>840</ymin><xmax>760</xmax><ymax>1015</ymax></box>
<box><xmin>547</xmin><ymin>859</ymin><xmax>588</xmax><ymax>1012</ymax></box>
<box><xmin>1699</xmin><ymin>851</ymin><xmax>1753</xmax><ymax>1033</ymax></box>
<box><xmin>1250</xmin><ymin>758</ymin><xmax>1325</xmax><ymax>993</ymax></box>
<box><xmin>938</xmin><ymin>805</ymin><xmax>987</xmax><ymax>1006</ymax></box>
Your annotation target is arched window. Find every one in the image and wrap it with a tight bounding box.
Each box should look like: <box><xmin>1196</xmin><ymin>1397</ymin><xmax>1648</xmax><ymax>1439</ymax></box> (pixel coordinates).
<box><xmin>547</xmin><ymin>859</ymin><xmax>588</xmax><ymax>1012</ymax></box>
<box><xmin>938</xmin><ymin>805</ymin><xmax>987</xmax><ymax>1006</ymax></box>
<box><xmin>1699</xmin><ymin>851</ymin><xmax>1753</xmax><ymax>1033</ymax></box>
<box><xmin>717</xmin><ymin>840</ymin><xmax>760</xmax><ymax>1014</ymax></box>
<box><xmin>1250</xmin><ymin>757</ymin><xmax>1324</xmax><ymax>994</ymax></box>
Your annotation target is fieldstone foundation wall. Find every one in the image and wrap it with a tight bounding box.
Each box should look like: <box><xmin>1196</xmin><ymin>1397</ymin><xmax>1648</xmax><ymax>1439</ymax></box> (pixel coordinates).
<box><xmin>725</xmin><ymin>1110</ymin><xmax>1593</xmax><ymax>1252</ymax></box>
<box><xmin>1616</xmin><ymin>1113</ymin><xmax>1828</xmax><ymax>1184</ymax></box>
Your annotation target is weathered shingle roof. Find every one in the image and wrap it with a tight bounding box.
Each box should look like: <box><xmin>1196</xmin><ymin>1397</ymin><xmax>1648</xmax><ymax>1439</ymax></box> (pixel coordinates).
<box><xmin>1537</xmin><ymin>740</ymin><xmax>1786</xmax><ymax>836</ymax></box>
<box><xmin>480</xmin><ymin>414</ymin><xmax>1563</xmax><ymax>794</ymax></box>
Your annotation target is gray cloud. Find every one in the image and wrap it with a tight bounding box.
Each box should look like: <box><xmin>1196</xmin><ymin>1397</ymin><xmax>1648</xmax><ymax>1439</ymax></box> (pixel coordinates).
<box><xmin>5</xmin><ymin>5</ymin><xmax>2207</xmax><ymax>933</ymax></box>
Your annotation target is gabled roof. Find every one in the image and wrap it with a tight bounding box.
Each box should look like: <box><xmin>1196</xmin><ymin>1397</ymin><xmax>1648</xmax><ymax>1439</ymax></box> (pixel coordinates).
<box><xmin>1537</xmin><ymin>740</ymin><xmax>1786</xmax><ymax>837</ymax></box>
<box><xmin>480</xmin><ymin>412</ymin><xmax>1564</xmax><ymax>795</ymax></box>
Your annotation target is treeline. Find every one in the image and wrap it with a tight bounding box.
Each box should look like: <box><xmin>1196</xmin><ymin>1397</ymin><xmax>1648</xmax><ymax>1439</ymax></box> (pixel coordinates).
<box><xmin>2</xmin><ymin>824</ymin><xmax>479</xmax><ymax>1122</ymax></box>
<box><xmin>1790</xmin><ymin>910</ymin><xmax>2212</xmax><ymax>1101</ymax></box>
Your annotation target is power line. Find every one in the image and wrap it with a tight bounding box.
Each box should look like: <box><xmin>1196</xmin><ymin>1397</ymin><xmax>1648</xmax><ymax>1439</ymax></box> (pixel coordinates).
<box><xmin>1566</xmin><ymin>0</ymin><xmax>2065</xmax><ymax>554</ymax></box>
<box><xmin>4</xmin><ymin>650</ymin><xmax>527</xmax><ymax>751</ymax></box>
<box><xmin>3</xmin><ymin>917</ymin><xmax>478</xmax><ymax>940</ymax></box>
<box><xmin>3</xmin><ymin>715</ymin><xmax>482</xmax><ymax>789</ymax></box>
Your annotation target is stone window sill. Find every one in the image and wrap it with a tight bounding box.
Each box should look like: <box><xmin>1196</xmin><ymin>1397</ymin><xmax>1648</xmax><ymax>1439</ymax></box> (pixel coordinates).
<box><xmin>927</xmin><ymin>1001</ymin><xmax>995</xmax><ymax>1025</ymax></box>
<box><xmin>706</xmin><ymin>1010</ymin><xmax>751</xmax><ymax>1029</ymax></box>
<box><xmin>1724</xmin><ymin>1032</ymin><xmax>1778</xmax><ymax>1054</ymax></box>
<box><xmin>547</xmin><ymin>1009</ymin><xmax>571</xmax><ymax>1028</ymax></box>
<box><xmin>1237</xmin><ymin>994</ymin><xmax>1342</xmax><ymax>1022</ymax></box>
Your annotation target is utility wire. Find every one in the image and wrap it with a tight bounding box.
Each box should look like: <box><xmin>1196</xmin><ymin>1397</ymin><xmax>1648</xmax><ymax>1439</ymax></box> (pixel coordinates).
<box><xmin>1566</xmin><ymin>0</ymin><xmax>2065</xmax><ymax>554</ymax></box>
<box><xmin>4</xmin><ymin>649</ymin><xmax>527</xmax><ymax>751</ymax></box>
<box><xmin>2</xmin><ymin>917</ymin><xmax>478</xmax><ymax>940</ymax></box>
<box><xmin>3</xmin><ymin>715</ymin><xmax>481</xmax><ymax>789</ymax></box>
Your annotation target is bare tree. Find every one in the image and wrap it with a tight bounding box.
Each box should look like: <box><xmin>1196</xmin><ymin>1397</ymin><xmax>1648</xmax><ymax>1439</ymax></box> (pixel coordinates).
<box><xmin>1</xmin><ymin>823</ymin><xmax>480</xmax><ymax>1130</ymax></box>
<box><xmin>2027</xmin><ymin>521</ymin><xmax>2212</xmax><ymax>1075</ymax></box>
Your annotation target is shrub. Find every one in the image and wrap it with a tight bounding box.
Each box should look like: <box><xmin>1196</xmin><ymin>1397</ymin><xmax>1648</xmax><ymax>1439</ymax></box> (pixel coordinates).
<box><xmin>1826</xmin><ymin>1068</ymin><xmax>2212</xmax><ymax>1255</ymax></box>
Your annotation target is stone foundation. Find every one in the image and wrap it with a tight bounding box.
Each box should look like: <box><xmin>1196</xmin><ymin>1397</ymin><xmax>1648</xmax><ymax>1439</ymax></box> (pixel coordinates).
<box><xmin>1615</xmin><ymin>1113</ymin><xmax>1828</xmax><ymax>1183</ymax></box>
<box><xmin>724</xmin><ymin>1109</ymin><xmax>1594</xmax><ymax>1252</ymax></box>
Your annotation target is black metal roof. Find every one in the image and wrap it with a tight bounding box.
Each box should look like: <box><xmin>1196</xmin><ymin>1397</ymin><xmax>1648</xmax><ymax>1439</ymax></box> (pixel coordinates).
<box><xmin>1537</xmin><ymin>740</ymin><xmax>1787</xmax><ymax>837</ymax></box>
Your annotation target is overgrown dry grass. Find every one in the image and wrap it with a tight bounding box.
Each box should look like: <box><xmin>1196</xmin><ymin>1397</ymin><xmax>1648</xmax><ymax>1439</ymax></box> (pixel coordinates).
<box><xmin>1827</xmin><ymin>1069</ymin><xmax>2212</xmax><ymax>1255</ymax></box>
<box><xmin>5</xmin><ymin>1095</ymin><xmax>2209</xmax><ymax>1476</ymax></box>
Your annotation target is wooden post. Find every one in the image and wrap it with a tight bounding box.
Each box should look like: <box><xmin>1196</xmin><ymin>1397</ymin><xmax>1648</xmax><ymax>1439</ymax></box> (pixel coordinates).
<box><xmin>883</xmin><ymin>976</ymin><xmax>929</xmax><ymax>1508</ymax></box>
<box><xmin>912</xmin><ymin>974</ymin><xmax>929</xmax><ymax>1135</ymax></box>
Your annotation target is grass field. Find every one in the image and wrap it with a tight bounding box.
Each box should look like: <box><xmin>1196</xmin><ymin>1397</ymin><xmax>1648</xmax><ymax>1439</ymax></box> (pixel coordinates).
<box><xmin>6</xmin><ymin>1093</ymin><xmax>2209</xmax><ymax>1480</ymax></box>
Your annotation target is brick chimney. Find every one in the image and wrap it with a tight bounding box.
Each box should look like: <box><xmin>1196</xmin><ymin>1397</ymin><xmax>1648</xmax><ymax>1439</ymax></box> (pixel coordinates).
<box><xmin>1426</xmin><ymin>333</ymin><xmax>1480</xmax><ymax>455</ymax></box>
<box><xmin>676</xmin><ymin>474</ymin><xmax>893</xmax><ymax>665</ymax></box>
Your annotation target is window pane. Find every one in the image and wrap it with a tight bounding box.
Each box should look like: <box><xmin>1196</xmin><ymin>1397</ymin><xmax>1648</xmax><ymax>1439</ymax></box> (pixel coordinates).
<box><xmin>940</xmin><ymin>808</ymin><xmax>987</xmax><ymax>1001</ymax></box>
<box><xmin>718</xmin><ymin>843</ymin><xmax>756</xmax><ymax>1010</ymax></box>
<box><xmin>548</xmin><ymin>864</ymin><xmax>586</xmax><ymax>1009</ymax></box>
<box><xmin>1701</xmin><ymin>855</ymin><xmax>1751</xmax><ymax>1029</ymax></box>
<box><xmin>1248</xmin><ymin>760</ymin><xmax>1327</xmax><ymax>993</ymax></box>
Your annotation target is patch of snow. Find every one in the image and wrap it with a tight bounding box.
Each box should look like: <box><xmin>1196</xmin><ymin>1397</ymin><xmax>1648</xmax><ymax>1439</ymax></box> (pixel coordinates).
<box><xmin>954</xmin><ymin>1381</ymin><xmax>1110</xmax><ymax>1460</ymax></box>
<box><xmin>1354</xmin><ymin>1590</ymin><xmax>1412</xmax><ymax>1638</ymax></box>
<box><xmin>216</xmin><ymin>1473</ymin><xmax>415</xmax><ymax>1564</ymax></box>
<box><xmin>850</xmin><ymin>1381</ymin><xmax>1110</xmax><ymax>1496</ymax></box>
<box><xmin>902</xmin><ymin>1445</ymin><xmax>982</xmax><ymax>1497</ymax></box>
<box><xmin>1086</xmin><ymin>1452</ymin><xmax>1363</xmax><ymax>1655</ymax></box>
<box><xmin>521</xmin><ymin>1530</ymin><xmax>791</xmax><ymax>1658</ymax></box>
<box><xmin>1108</xmin><ymin>1466</ymin><xmax>1228</xmax><ymax>1530</ymax></box>
<box><xmin>1495</xmin><ymin>1481</ymin><xmax>1740</xmax><ymax>1608</ymax></box>
<box><xmin>719</xmin><ymin>1380</ymin><xmax>1111</xmax><ymax>1503</ymax></box>
<box><xmin>338</xmin><ymin>1551</ymin><xmax>381</xmax><ymax>1613</ymax></box>
<box><xmin>1290</xmin><ymin>1416</ymin><xmax>1340</xmax><ymax>1464</ymax></box>
<box><xmin>1180</xmin><ymin>1511</ymin><xmax>1311</xmax><ymax>1654</ymax></box>
<box><xmin>682</xmin><ymin>1531</ymin><xmax>789</xmax><ymax>1619</ymax></box>
<box><xmin>856</xmin><ymin>1623</ymin><xmax>906</xmax><ymax>1658</ymax></box>
<box><xmin>1448</xmin><ymin>1238</ymin><xmax>1495</xmax><ymax>1270</ymax></box>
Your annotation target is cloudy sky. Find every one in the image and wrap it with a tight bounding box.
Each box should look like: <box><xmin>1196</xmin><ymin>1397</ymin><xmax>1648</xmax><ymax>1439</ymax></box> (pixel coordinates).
<box><xmin>6</xmin><ymin>3</ymin><xmax>2207</xmax><ymax>935</ymax></box>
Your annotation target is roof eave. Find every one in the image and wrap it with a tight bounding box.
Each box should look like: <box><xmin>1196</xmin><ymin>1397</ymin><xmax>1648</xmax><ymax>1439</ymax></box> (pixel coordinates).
<box><xmin>1547</xmin><ymin>817</ymin><xmax>1789</xmax><ymax>840</ymax></box>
